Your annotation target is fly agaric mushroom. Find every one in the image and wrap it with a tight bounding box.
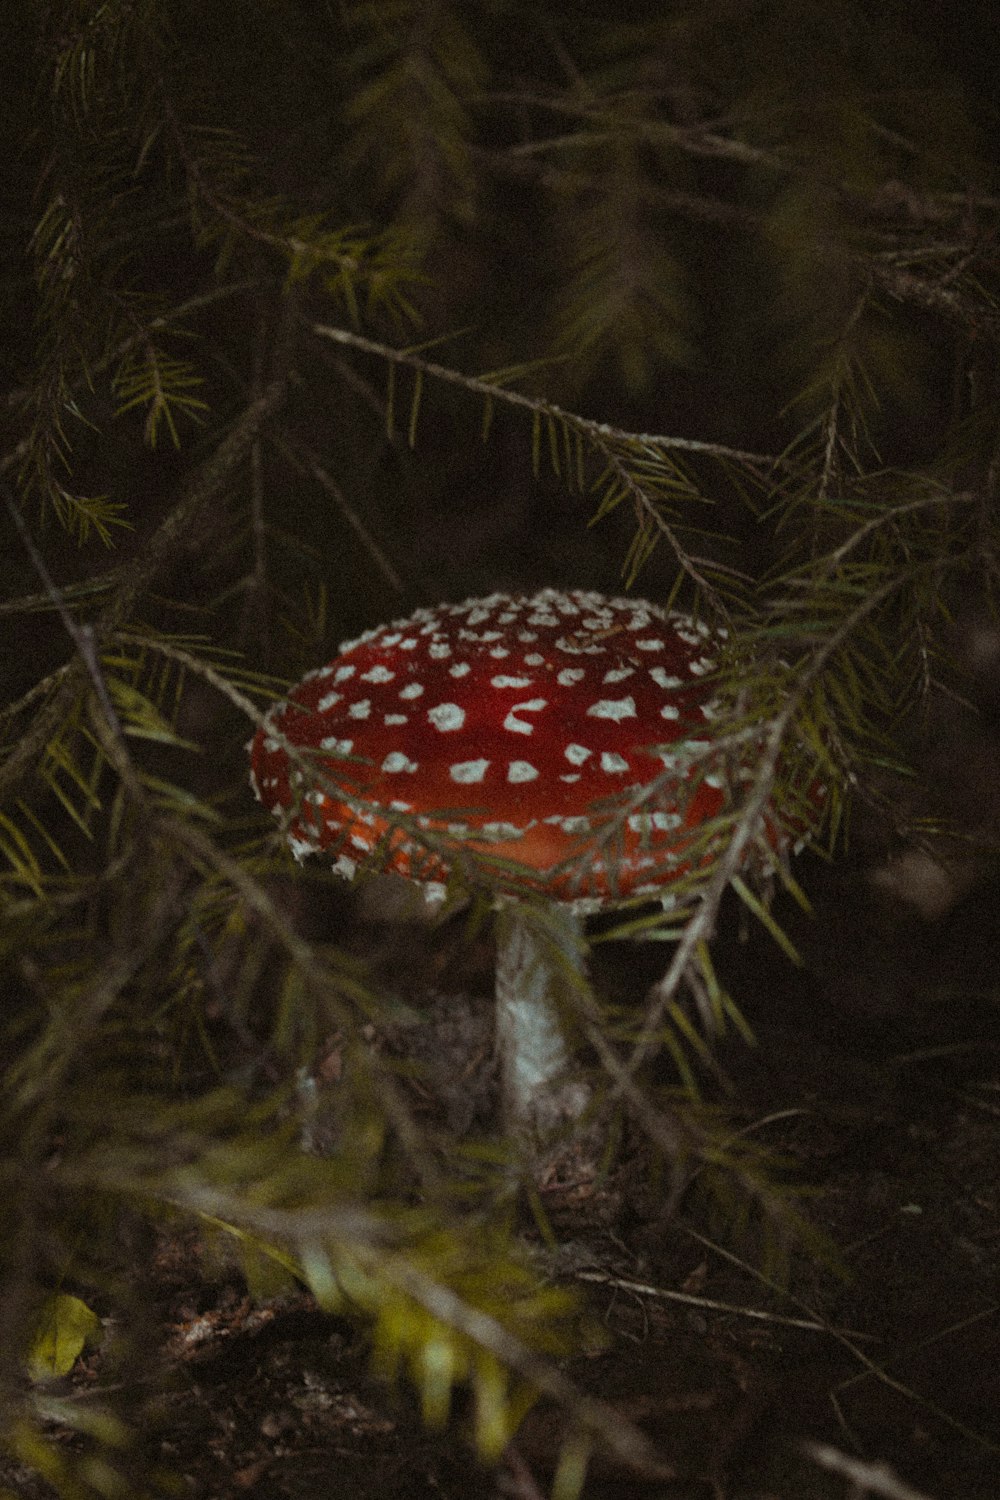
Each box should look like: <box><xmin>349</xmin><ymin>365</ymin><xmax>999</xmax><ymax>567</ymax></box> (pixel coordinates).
<box><xmin>250</xmin><ymin>589</ymin><xmax>797</xmax><ymax>1143</ymax></box>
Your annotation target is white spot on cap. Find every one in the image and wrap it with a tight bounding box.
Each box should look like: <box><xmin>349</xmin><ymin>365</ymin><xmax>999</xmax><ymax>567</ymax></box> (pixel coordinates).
<box><xmin>524</xmin><ymin>653</ymin><xmax>544</xmax><ymax>666</ymax></box>
<box><xmin>399</xmin><ymin>638</ymin><xmax>418</xmax><ymax>650</ymax></box>
<box><xmin>467</xmin><ymin>608</ymin><xmax>490</xmax><ymax>625</ymax></box>
<box><xmin>587</xmin><ymin>696</ymin><xmax>637</xmax><ymax>722</ymax></box>
<box><xmin>384</xmin><ymin>714</ymin><xmax>407</xmax><ymax>726</ymax></box>
<box><xmin>428</xmin><ymin>702</ymin><xmax>465</xmax><ymax>732</ymax></box>
<box><xmin>601</xmin><ymin>752</ymin><xmax>629</xmax><ymax>774</ymax></box>
<box><xmin>380</xmin><ymin>633</ymin><xmax>402</xmax><ymax>647</ymax></box>
<box><xmin>627</xmin><ymin>811</ymin><xmax>683</xmax><ymax>832</ymax></box>
<box><xmin>333</xmin><ymin>664</ymin><xmax>356</xmax><ymax>682</ymax></box>
<box><xmin>349</xmin><ymin>700</ymin><xmax>372</xmax><ymax>719</ymax></box>
<box><xmin>544</xmin><ymin>814</ymin><xmax>590</xmax><ymax>833</ymax></box>
<box><xmin>382</xmin><ymin>752</ymin><xmax>418</xmax><ymax>773</ymax></box>
<box><xmin>399</xmin><ymin>683</ymin><xmax>424</xmax><ymax>700</ymax></box>
<box><xmin>635</xmin><ymin>638</ymin><xmax>665</xmax><ymax>651</ymax></box>
<box><xmin>361</xmin><ymin>665</ymin><xmax>394</xmax><ymax>683</ymax></box>
<box><xmin>428</xmin><ymin>642</ymin><xmax>452</xmax><ymax>659</ymax></box>
<box><xmin>559</xmin><ymin>774</ymin><xmax>581</xmax><ymax>783</ymax></box>
<box><xmin>289</xmin><ymin>834</ymin><xmax>320</xmax><ymax>861</ymax></box>
<box><xmin>689</xmin><ymin>657</ymin><xmax>715</xmax><ymax>675</ymax></box>
<box><xmin>389</xmin><ymin>800</ymin><xmax>412</xmax><ymax>811</ymax></box>
<box><xmin>504</xmin><ymin>698</ymin><xmax>547</xmax><ymax>735</ymax></box>
<box><xmin>660</xmin><ymin>704</ymin><xmax>680</xmax><ymax>720</ymax></box>
<box><xmin>632</xmin><ymin>882</ymin><xmax>672</xmax><ymax>902</ymax></box>
<box><xmin>447</xmin><ymin>822</ymin><xmax>470</xmax><ymax>838</ymax></box>
<box><xmin>603</xmin><ymin>667</ymin><xmax>634</xmax><ymax>683</ymax></box>
<box><xmin>557</xmin><ymin>636</ymin><xmax>602</xmax><ymax>655</ymax></box>
<box><xmin>557</xmin><ymin>668</ymin><xmax>585</xmax><ymax>686</ymax></box>
<box><xmin>508</xmin><ymin>760</ymin><xmax>539</xmax><ymax>783</ymax></box>
<box><xmin>489</xmin><ymin>646</ymin><xmax>510</xmax><ymax>659</ymax></box>
<box><xmin>317</xmin><ymin>691</ymin><xmax>342</xmax><ymax>712</ymax></box>
<box><xmin>320</xmin><ymin>736</ymin><xmax>353</xmax><ymax>754</ymax></box>
<box><xmin>492</xmin><ymin>675</ymin><xmax>532</xmax><ymax>689</ymax></box>
<box><xmin>650</xmin><ymin>668</ymin><xmax>683</xmax><ymax>690</ymax></box>
<box><xmin>450</xmin><ymin>759</ymin><xmax>490</xmax><ymax>784</ymax></box>
<box><xmin>450</xmin><ymin>663</ymin><xmax>471</xmax><ymax>678</ymax></box>
<box><xmin>657</xmin><ymin>812</ymin><xmax>685</xmax><ymax>832</ymax></box>
<box><xmin>565</xmin><ymin>743</ymin><xmax>592</xmax><ymax>765</ymax></box>
<box><xmin>350</xmin><ymin>834</ymin><xmax>372</xmax><ymax>852</ymax></box>
<box><xmin>480</xmin><ymin>822</ymin><xmax>524</xmax><ymax>841</ymax></box>
<box><xmin>518</xmin><ymin>632</ymin><xmax>538</xmax><ymax>643</ymax></box>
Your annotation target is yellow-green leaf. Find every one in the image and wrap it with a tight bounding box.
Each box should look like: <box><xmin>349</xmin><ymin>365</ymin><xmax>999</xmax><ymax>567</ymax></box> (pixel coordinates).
<box><xmin>28</xmin><ymin>1294</ymin><xmax>102</xmax><ymax>1381</ymax></box>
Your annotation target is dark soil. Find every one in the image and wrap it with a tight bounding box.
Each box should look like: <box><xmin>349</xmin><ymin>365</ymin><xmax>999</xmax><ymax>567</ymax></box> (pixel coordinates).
<box><xmin>4</xmin><ymin>865</ymin><xmax>998</xmax><ymax>1500</ymax></box>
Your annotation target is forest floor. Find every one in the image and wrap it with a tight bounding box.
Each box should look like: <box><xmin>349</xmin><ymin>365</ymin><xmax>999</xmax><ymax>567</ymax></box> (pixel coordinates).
<box><xmin>3</xmin><ymin>863</ymin><xmax>999</xmax><ymax>1500</ymax></box>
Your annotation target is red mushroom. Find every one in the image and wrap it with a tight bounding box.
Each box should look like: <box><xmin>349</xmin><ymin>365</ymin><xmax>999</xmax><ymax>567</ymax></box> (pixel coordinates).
<box><xmin>250</xmin><ymin>588</ymin><xmax>797</xmax><ymax>1142</ymax></box>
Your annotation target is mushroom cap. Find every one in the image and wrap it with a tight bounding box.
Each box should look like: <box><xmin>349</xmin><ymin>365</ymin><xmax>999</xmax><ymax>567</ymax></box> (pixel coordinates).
<box><xmin>250</xmin><ymin>588</ymin><xmax>778</xmax><ymax>910</ymax></box>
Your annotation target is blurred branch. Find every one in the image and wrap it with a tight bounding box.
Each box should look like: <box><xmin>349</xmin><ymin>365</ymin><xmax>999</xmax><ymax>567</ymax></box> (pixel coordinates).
<box><xmin>801</xmin><ymin>1442</ymin><xmax>935</xmax><ymax>1500</ymax></box>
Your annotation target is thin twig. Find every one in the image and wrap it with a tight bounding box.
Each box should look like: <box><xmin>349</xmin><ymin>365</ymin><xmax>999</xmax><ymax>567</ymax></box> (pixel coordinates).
<box><xmin>684</xmin><ymin>1224</ymin><xmax>1000</xmax><ymax>1453</ymax></box>
<box><xmin>572</xmin><ymin>1269</ymin><xmax>875</xmax><ymax>1337</ymax></box>
<box><xmin>269</xmin><ymin>429</ymin><xmax>405</xmax><ymax>593</ymax></box>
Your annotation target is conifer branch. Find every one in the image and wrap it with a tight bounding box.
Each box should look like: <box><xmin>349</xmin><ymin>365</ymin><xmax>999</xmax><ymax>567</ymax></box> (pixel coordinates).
<box><xmin>3</xmin><ymin>10</ymin><xmax>999</xmax><ymax>1493</ymax></box>
<box><xmin>312</xmin><ymin>323</ymin><xmax>783</xmax><ymax>608</ymax></box>
<box><xmin>0</xmin><ymin>379</ymin><xmax>287</xmax><ymax>807</ymax></box>
<box><xmin>627</xmin><ymin>552</ymin><xmax>924</xmax><ymax>1087</ymax></box>
<box><xmin>867</xmin><ymin>259</ymin><xmax>1000</xmax><ymax>338</ymax></box>
<box><xmin>312</xmin><ymin>323</ymin><xmax>786</xmax><ymax>470</ymax></box>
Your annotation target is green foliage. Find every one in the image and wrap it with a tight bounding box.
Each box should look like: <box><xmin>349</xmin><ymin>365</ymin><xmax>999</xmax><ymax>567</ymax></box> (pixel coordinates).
<box><xmin>112</xmin><ymin>345</ymin><xmax>208</xmax><ymax>449</ymax></box>
<box><xmin>2</xmin><ymin>1</ymin><xmax>1000</xmax><ymax>1495</ymax></box>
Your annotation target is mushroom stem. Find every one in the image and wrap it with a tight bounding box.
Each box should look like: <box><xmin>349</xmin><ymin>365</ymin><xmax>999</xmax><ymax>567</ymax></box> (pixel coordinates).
<box><xmin>493</xmin><ymin>899</ymin><xmax>592</xmax><ymax>1145</ymax></box>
